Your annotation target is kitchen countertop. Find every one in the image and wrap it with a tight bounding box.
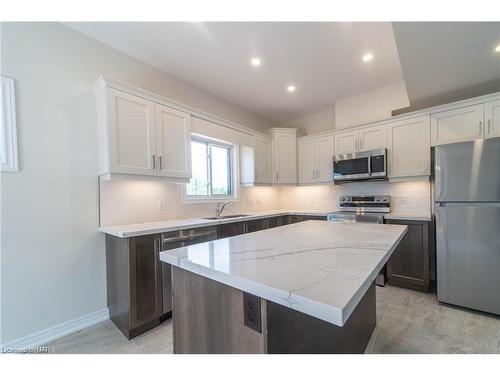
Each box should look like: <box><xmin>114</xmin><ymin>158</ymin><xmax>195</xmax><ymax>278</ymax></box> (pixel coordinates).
<box><xmin>98</xmin><ymin>210</ymin><xmax>331</xmax><ymax>238</ymax></box>
<box><xmin>160</xmin><ymin>220</ymin><xmax>407</xmax><ymax>327</ymax></box>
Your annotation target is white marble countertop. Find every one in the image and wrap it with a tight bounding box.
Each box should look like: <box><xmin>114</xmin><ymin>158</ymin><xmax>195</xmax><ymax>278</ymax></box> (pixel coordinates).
<box><xmin>160</xmin><ymin>220</ymin><xmax>407</xmax><ymax>327</ymax></box>
<box><xmin>384</xmin><ymin>212</ymin><xmax>432</xmax><ymax>221</ymax></box>
<box><xmin>98</xmin><ymin>210</ymin><xmax>330</xmax><ymax>238</ymax></box>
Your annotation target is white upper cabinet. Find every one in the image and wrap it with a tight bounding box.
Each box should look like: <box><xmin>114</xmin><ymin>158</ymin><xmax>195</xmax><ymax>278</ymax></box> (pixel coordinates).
<box><xmin>485</xmin><ymin>99</ymin><xmax>500</xmax><ymax>139</ymax></box>
<box><xmin>358</xmin><ymin>125</ymin><xmax>387</xmax><ymax>151</ymax></box>
<box><xmin>240</xmin><ymin>134</ymin><xmax>272</xmax><ymax>185</ymax></box>
<box><xmin>155</xmin><ymin>104</ymin><xmax>192</xmax><ymax>178</ymax></box>
<box><xmin>431</xmin><ymin>104</ymin><xmax>485</xmax><ymax>146</ymax></box>
<box><xmin>387</xmin><ymin>116</ymin><xmax>431</xmax><ymax>178</ymax></box>
<box><xmin>240</xmin><ymin>145</ymin><xmax>255</xmax><ymax>185</ymax></box>
<box><xmin>334</xmin><ymin>125</ymin><xmax>387</xmax><ymax>155</ymax></box>
<box><xmin>242</xmin><ymin>134</ymin><xmax>273</xmax><ymax>185</ymax></box>
<box><xmin>270</xmin><ymin>128</ymin><xmax>297</xmax><ymax>184</ymax></box>
<box><xmin>105</xmin><ymin>87</ymin><xmax>157</xmax><ymax>176</ymax></box>
<box><xmin>315</xmin><ymin>135</ymin><xmax>334</xmax><ymax>182</ymax></box>
<box><xmin>97</xmin><ymin>81</ymin><xmax>191</xmax><ymax>180</ymax></box>
<box><xmin>254</xmin><ymin>135</ymin><xmax>272</xmax><ymax>183</ymax></box>
<box><xmin>297</xmin><ymin>138</ymin><xmax>316</xmax><ymax>184</ymax></box>
<box><xmin>334</xmin><ymin>129</ymin><xmax>358</xmax><ymax>154</ymax></box>
<box><xmin>298</xmin><ymin>134</ymin><xmax>334</xmax><ymax>184</ymax></box>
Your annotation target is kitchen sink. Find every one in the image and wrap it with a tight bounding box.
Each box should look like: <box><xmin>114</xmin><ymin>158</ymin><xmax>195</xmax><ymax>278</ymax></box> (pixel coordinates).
<box><xmin>203</xmin><ymin>214</ymin><xmax>251</xmax><ymax>220</ymax></box>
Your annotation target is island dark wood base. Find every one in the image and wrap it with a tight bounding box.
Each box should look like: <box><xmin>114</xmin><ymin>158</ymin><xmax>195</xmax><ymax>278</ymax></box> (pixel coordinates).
<box><xmin>171</xmin><ymin>266</ymin><xmax>376</xmax><ymax>354</ymax></box>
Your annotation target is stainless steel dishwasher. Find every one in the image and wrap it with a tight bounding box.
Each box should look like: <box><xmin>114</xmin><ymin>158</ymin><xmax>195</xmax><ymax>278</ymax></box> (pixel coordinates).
<box><xmin>161</xmin><ymin>226</ymin><xmax>218</xmax><ymax>315</ymax></box>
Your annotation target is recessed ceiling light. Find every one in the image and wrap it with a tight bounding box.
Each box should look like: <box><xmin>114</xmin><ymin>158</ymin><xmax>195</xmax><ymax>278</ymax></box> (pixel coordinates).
<box><xmin>250</xmin><ymin>58</ymin><xmax>261</xmax><ymax>66</ymax></box>
<box><xmin>362</xmin><ymin>53</ymin><xmax>374</xmax><ymax>62</ymax></box>
<box><xmin>495</xmin><ymin>44</ymin><xmax>500</xmax><ymax>53</ymax></box>
<box><xmin>287</xmin><ymin>85</ymin><xmax>296</xmax><ymax>93</ymax></box>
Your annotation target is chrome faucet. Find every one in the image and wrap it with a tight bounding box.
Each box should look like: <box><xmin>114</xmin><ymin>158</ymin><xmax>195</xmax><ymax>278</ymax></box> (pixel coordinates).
<box><xmin>216</xmin><ymin>202</ymin><xmax>233</xmax><ymax>217</ymax></box>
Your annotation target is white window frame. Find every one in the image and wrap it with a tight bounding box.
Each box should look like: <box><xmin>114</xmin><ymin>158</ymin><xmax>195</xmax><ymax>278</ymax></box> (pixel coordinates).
<box><xmin>182</xmin><ymin>134</ymin><xmax>239</xmax><ymax>204</ymax></box>
<box><xmin>1</xmin><ymin>76</ymin><xmax>18</xmax><ymax>172</ymax></box>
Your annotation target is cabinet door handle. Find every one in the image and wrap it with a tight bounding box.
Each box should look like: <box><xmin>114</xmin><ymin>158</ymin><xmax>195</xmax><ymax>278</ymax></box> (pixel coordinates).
<box><xmin>152</xmin><ymin>155</ymin><xmax>156</xmax><ymax>170</ymax></box>
<box><xmin>355</xmin><ymin>139</ymin><xmax>358</xmax><ymax>151</ymax></box>
<box><xmin>276</xmin><ymin>171</ymin><xmax>279</xmax><ymax>180</ymax></box>
<box><xmin>479</xmin><ymin>121</ymin><xmax>483</xmax><ymax>136</ymax></box>
<box><xmin>487</xmin><ymin>119</ymin><xmax>491</xmax><ymax>135</ymax></box>
<box><xmin>158</xmin><ymin>155</ymin><xmax>162</xmax><ymax>171</ymax></box>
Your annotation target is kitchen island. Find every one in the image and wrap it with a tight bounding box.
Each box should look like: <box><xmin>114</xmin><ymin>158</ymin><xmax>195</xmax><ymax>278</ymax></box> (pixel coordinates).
<box><xmin>160</xmin><ymin>220</ymin><xmax>407</xmax><ymax>354</ymax></box>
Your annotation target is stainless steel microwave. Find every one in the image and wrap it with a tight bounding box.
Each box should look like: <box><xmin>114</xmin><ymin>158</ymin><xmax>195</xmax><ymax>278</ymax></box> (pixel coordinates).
<box><xmin>333</xmin><ymin>148</ymin><xmax>387</xmax><ymax>183</ymax></box>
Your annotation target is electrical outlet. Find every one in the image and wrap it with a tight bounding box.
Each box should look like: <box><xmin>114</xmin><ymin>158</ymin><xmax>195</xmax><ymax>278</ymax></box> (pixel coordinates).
<box><xmin>156</xmin><ymin>200</ymin><xmax>167</xmax><ymax>211</ymax></box>
<box><xmin>399</xmin><ymin>196</ymin><xmax>408</xmax><ymax>206</ymax></box>
<box><xmin>243</xmin><ymin>292</ymin><xmax>261</xmax><ymax>333</ymax></box>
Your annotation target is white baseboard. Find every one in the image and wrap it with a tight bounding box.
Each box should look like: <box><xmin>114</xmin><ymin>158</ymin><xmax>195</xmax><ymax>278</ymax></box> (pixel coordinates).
<box><xmin>1</xmin><ymin>308</ymin><xmax>109</xmax><ymax>350</ymax></box>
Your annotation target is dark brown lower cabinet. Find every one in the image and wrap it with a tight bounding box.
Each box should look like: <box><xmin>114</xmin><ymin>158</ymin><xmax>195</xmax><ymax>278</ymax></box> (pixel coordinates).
<box><xmin>386</xmin><ymin>220</ymin><xmax>430</xmax><ymax>292</ymax></box>
<box><xmin>217</xmin><ymin>222</ymin><xmax>244</xmax><ymax>239</ymax></box>
<box><xmin>267</xmin><ymin>215</ymin><xmax>287</xmax><ymax>228</ymax></box>
<box><xmin>288</xmin><ymin>215</ymin><xmax>327</xmax><ymax>224</ymax></box>
<box><xmin>106</xmin><ymin>233</ymin><xmax>163</xmax><ymax>339</ymax></box>
<box><xmin>105</xmin><ymin>213</ymin><xmax>330</xmax><ymax>339</ymax></box>
<box><xmin>244</xmin><ymin>219</ymin><xmax>268</xmax><ymax>233</ymax></box>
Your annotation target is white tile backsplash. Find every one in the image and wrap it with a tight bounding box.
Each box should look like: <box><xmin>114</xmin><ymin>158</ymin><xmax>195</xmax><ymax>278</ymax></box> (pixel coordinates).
<box><xmin>99</xmin><ymin>179</ymin><xmax>281</xmax><ymax>226</ymax></box>
<box><xmin>279</xmin><ymin>179</ymin><xmax>431</xmax><ymax>215</ymax></box>
<box><xmin>100</xmin><ymin>178</ymin><xmax>431</xmax><ymax>226</ymax></box>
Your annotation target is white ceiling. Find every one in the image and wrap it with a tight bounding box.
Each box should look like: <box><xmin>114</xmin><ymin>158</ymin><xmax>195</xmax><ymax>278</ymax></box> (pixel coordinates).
<box><xmin>66</xmin><ymin>22</ymin><xmax>405</xmax><ymax>123</ymax></box>
<box><xmin>393</xmin><ymin>22</ymin><xmax>500</xmax><ymax>106</ymax></box>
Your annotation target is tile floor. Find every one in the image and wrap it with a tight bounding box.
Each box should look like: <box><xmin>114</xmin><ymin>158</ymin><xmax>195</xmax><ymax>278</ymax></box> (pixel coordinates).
<box><xmin>47</xmin><ymin>285</ymin><xmax>500</xmax><ymax>354</ymax></box>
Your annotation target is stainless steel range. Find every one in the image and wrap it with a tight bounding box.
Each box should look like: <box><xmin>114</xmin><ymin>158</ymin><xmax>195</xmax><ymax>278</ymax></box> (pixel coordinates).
<box><xmin>327</xmin><ymin>195</ymin><xmax>390</xmax><ymax>224</ymax></box>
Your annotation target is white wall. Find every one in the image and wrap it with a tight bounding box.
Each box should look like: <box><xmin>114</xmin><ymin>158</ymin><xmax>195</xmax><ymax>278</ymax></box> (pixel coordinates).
<box><xmin>281</xmin><ymin>105</ymin><xmax>335</xmax><ymax>135</ymax></box>
<box><xmin>334</xmin><ymin>82</ymin><xmax>409</xmax><ymax>130</ymax></box>
<box><xmin>280</xmin><ymin>82</ymin><xmax>409</xmax><ymax>135</ymax></box>
<box><xmin>0</xmin><ymin>22</ymin><xmax>276</xmax><ymax>345</ymax></box>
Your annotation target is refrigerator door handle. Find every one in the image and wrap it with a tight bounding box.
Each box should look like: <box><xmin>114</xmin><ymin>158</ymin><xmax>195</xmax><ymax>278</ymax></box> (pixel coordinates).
<box><xmin>437</xmin><ymin>202</ymin><xmax>500</xmax><ymax>208</ymax></box>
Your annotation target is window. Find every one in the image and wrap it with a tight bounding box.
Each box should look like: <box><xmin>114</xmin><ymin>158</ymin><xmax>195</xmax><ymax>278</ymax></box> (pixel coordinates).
<box><xmin>185</xmin><ymin>137</ymin><xmax>234</xmax><ymax>200</ymax></box>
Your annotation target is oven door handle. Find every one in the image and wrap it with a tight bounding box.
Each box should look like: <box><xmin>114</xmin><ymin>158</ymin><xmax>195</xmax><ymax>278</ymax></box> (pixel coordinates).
<box><xmin>368</xmin><ymin>154</ymin><xmax>371</xmax><ymax>175</ymax></box>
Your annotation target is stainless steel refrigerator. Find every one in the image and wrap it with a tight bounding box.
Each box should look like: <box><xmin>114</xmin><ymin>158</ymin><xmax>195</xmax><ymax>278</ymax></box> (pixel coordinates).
<box><xmin>435</xmin><ymin>138</ymin><xmax>500</xmax><ymax>315</ymax></box>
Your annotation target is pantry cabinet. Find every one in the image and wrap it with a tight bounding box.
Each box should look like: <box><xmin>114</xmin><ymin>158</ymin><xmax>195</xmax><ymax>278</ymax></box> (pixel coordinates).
<box><xmin>334</xmin><ymin>124</ymin><xmax>386</xmax><ymax>155</ymax></box>
<box><xmin>298</xmin><ymin>134</ymin><xmax>334</xmax><ymax>184</ymax></box>
<box><xmin>387</xmin><ymin>116</ymin><xmax>431</xmax><ymax>178</ymax></box>
<box><xmin>96</xmin><ymin>79</ymin><xmax>192</xmax><ymax>180</ymax></box>
<box><xmin>270</xmin><ymin>128</ymin><xmax>297</xmax><ymax>184</ymax></box>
